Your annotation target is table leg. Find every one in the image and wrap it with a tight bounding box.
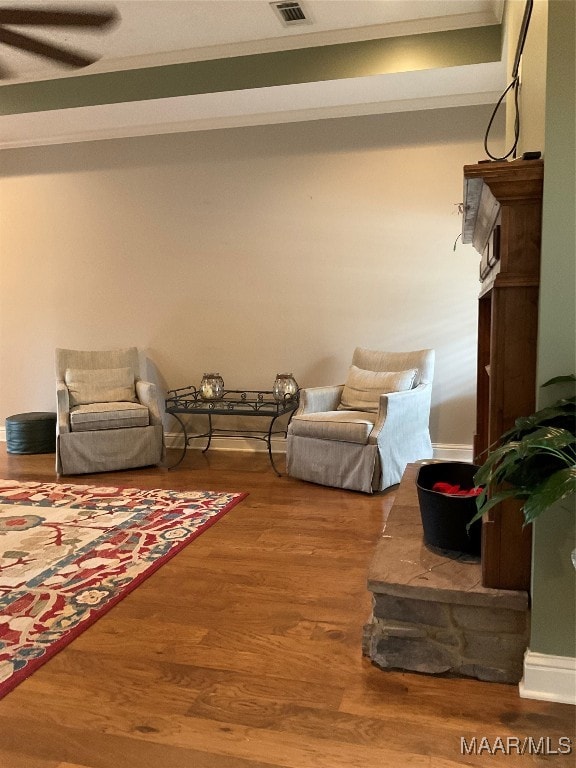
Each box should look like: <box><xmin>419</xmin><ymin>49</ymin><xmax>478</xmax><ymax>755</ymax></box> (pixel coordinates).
<box><xmin>202</xmin><ymin>413</ymin><xmax>213</xmax><ymax>453</ymax></box>
<box><xmin>167</xmin><ymin>412</ymin><xmax>188</xmax><ymax>469</ymax></box>
<box><xmin>267</xmin><ymin>414</ymin><xmax>283</xmax><ymax>477</ymax></box>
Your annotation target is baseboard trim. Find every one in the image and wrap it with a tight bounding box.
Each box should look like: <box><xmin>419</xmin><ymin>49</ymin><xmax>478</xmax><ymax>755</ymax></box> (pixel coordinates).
<box><xmin>519</xmin><ymin>650</ymin><xmax>576</xmax><ymax>705</ymax></box>
<box><xmin>432</xmin><ymin>443</ymin><xmax>474</xmax><ymax>462</ymax></box>
<box><xmin>164</xmin><ymin>431</ymin><xmax>286</xmax><ymax>453</ymax></box>
<box><xmin>1</xmin><ymin>427</ymin><xmax>473</xmax><ymax>462</ymax></box>
<box><xmin>163</xmin><ymin>432</ymin><xmax>473</xmax><ymax>459</ymax></box>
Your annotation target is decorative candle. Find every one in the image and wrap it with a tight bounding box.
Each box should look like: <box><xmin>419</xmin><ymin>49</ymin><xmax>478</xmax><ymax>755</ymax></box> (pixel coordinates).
<box><xmin>200</xmin><ymin>373</ymin><xmax>224</xmax><ymax>400</ymax></box>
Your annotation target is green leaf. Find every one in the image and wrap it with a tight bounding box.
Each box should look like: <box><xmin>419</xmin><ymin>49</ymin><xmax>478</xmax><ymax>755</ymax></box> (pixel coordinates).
<box><xmin>542</xmin><ymin>374</ymin><xmax>576</xmax><ymax>387</ymax></box>
<box><xmin>470</xmin><ymin>379</ymin><xmax>576</xmax><ymax>531</ymax></box>
<box><xmin>467</xmin><ymin>488</ymin><xmax>527</xmax><ymax>529</ymax></box>
<box><xmin>474</xmin><ymin>438</ymin><xmax>539</xmax><ymax>488</ymax></box>
<box><xmin>470</xmin><ymin>468</ymin><xmax>576</xmax><ymax>529</ymax></box>
<box><xmin>513</xmin><ymin>426</ymin><xmax>575</xmax><ymax>455</ymax></box>
<box><xmin>522</xmin><ymin>467</ymin><xmax>576</xmax><ymax>524</ymax></box>
<box><xmin>475</xmin><ymin>428</ymin><xmax>575</xmax><ymax>499</ymax></box>
<box><xmin>503</xmin><ymin>404</ymin><xmax>576</xmax><ymax>440</ymax></box>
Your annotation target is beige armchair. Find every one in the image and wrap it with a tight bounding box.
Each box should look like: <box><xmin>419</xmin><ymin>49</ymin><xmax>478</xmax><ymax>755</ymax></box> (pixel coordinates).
<box><xmin>55</xmin><ymin>347</ymin><xmax>164</xmax><ymax>475</ymax></box>
<box><xmin>286</xmin><ymin>348</ymin><xmax>435</xmax><ymax>493</ymax></box>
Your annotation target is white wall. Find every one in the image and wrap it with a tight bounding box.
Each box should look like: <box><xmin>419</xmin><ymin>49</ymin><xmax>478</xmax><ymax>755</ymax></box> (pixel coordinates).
<box><xmin>0</xmin><ymin>105</ymin><xmax>502</xmax><ymax>450</ymax></box>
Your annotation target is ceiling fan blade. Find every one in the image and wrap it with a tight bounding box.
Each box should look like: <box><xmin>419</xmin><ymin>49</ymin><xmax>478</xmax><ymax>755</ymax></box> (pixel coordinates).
<box><xmin>0</xmin><ymin>58</ymin><xmax>14</xmax><ymax>78</ymax></box>
<box><xmin>0</xmin><ymin>26</ymin><xmax>97</xmax><ymax>67</ymax></box>
<box><xmin>0</xmin><ymin>8</ymin><xmax>118</xmax><ymax>28</ymax></box>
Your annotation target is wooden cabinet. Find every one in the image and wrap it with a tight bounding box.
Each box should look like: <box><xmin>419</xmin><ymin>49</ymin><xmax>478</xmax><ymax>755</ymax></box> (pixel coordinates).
<box><xmin>462</xmin><ymin>159</ymin><xmax>543</xmax><ymax>591</ymax></box>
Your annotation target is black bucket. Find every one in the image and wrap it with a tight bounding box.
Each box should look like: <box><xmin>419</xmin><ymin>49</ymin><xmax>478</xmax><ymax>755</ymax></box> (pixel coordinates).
<box><xmin>416</xmin><ymin>461</ymin><xmax>482</xmax><ymax>557</ymax></box>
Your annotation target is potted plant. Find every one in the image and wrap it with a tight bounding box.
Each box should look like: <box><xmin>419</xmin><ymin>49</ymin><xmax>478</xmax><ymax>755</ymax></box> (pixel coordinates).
<box><xmin>469</xmin><ymin>375</ymin><xmax>576</xmax><ymax>529</ymax></box>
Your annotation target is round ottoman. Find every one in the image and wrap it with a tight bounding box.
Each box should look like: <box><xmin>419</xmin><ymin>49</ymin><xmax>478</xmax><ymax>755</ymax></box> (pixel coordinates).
<box><xmin>5</xmin><ymin>412</ymin><xmax>57</xmax><ymax>454</ymax></box>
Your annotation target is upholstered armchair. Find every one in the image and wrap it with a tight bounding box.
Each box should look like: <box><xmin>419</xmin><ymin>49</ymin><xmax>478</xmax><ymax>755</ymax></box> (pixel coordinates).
<box><xmin>55</xmin><ymin>347</ymin><xmax>165</xmax><ymax>475</ymax></box>
<box><xmin>286</xmin><ymin>348</ymin><xmax>435</xmax><ymax>493</ymax></box>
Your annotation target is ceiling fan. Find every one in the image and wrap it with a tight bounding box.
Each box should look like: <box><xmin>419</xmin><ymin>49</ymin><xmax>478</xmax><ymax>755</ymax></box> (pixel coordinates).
<box><xmin>0</xmin><ymin>4</ymin><xmax>119</xmax><ymax>79</ymax></box>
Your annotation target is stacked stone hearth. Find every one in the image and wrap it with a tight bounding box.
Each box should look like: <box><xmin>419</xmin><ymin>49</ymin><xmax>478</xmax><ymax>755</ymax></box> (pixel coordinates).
<box><xmin>363</xmin><ymin>464</ymin><xmax>529</xmax><ymax>684</ymax></box>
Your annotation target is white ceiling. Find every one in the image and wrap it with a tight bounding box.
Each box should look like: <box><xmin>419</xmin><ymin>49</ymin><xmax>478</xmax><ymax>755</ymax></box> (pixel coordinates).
<box><xmin>0</xmin><ymin>0</ymin><xmax>507</xmax><ymax>150</ymax></box>
<box><xmin>1</xmin><ymin>0</ymin><xmax>504</xmax><ymax>83</ymax></box>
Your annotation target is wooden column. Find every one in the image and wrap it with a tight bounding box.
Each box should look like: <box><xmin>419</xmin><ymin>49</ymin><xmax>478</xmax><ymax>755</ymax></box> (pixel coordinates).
<box><xmin>463</xmin><ymin>159</ymin><xmax>543</xmax><ymax>591</ymax></box>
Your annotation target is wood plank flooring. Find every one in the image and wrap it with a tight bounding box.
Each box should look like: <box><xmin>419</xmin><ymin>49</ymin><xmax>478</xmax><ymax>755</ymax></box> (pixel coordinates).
<box><xmin>0</xmin><ymin>449</ymin><xmax>574</xmax><ymax>767</ymax></box>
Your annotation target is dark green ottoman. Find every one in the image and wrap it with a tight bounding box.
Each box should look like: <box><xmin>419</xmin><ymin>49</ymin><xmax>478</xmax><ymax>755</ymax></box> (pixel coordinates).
<box><xmin>5</xmin><ymin>412</ymin><xmax>57</xmax><ymax>454</ymax></box>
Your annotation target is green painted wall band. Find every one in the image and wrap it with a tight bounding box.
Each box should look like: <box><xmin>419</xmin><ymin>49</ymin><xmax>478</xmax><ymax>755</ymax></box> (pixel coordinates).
<box><xmin>0</xmin><ymin>25</ymin><xmax>501</xmax><ymax>115</ymax></box>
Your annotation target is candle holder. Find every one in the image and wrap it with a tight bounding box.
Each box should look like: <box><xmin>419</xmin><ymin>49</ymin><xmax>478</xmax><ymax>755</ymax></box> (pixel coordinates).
<box><xmin>273</xmin><ymin>373</ymin><xmax>298</xmax><ymax>403</ymax></box>
<box><xmin>200</xmin><ymin>373</ymin><xmax>224</xmax><ymax>400</ymax></box>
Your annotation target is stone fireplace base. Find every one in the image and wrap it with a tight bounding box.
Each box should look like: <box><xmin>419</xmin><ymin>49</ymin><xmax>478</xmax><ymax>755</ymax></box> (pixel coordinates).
<box><xmin>363</xmin><ymin>463</ymin><xmax>529</xmax><ymax>684</ymax></box>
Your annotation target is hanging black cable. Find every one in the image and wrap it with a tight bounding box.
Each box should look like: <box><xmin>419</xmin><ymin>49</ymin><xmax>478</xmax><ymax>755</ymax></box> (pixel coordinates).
<box><xmin>484</xmin><ymin>75</ymin><xmax>521</xmax><ymax>161</ymax></box>
<box><xmin>483</xmin><ymin>0</ymin><xmax>533</xmax><ymax>162</ymax></box>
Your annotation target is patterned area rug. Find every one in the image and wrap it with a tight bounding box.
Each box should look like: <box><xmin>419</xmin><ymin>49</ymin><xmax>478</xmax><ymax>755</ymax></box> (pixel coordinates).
<box><xmin>0</xmin><ymin>479</ymin><xmax>246</xmax><ymax>699</ymax></box>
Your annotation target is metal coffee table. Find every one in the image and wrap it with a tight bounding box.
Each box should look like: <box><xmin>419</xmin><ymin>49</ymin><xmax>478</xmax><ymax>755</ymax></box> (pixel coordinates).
<box><xmin>165</xmin><ymin>386</ymin><xmax>299</xmax><ymax>475</ymax></box>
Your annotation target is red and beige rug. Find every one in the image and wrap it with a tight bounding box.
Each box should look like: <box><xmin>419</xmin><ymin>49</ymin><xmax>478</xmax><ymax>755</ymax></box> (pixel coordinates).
<box><xmin>0</xmin><ymin>478</ymin><xmax>246</xmax><ymax>699</ymax></box>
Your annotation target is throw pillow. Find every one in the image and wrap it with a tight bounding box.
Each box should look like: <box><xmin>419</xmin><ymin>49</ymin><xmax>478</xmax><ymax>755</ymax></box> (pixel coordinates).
<box><xmin>65</xmin><ymin>367</ymin><xmax>136</xmax><ymax>407</ymax></box>
<box><xmin>338</xmin><ymin>366</ymin><xmax>417</xmax><ymax>413</ymax></box>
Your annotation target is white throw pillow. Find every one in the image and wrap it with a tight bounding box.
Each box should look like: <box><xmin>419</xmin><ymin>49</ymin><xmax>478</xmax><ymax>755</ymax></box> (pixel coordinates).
<box><xmin>65</xmin><ymin>367</ymin><xmax>136</xmax><ymax>407</ymax></box>
<box><xmin>338</xmin><ymin>366</ymin><xmax>417</xmax><ymax>413</ymax></box>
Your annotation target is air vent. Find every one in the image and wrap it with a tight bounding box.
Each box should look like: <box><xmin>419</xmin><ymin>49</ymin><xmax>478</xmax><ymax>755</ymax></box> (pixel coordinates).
<box><xmin>270</xmin><ymin>1</ymin><xmax>311</xmax><ymax>26</ymax></box>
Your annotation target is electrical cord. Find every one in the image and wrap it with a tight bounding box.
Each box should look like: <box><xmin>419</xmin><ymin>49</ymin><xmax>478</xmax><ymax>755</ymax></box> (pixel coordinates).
<box><xmin>483</xmin><ymin>0</ymin><xmax>533</xmax><ymax>162</ymax></box>
<box><xmin>483</xmin><ymin>75</ymin><xmax>521</xmax><ymax>161</ymax></box>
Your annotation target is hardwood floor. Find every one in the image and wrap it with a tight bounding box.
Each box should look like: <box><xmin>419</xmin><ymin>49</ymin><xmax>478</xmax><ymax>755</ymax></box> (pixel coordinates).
<box><xmin>0</xmin><ymin>449</ymin><xmax>574</xmax><ymax>768</ymax></box>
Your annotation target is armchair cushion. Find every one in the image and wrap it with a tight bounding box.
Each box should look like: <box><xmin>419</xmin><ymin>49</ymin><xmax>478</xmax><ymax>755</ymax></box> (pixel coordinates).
<box><xmin>289</xmin><ymin>411</ymin><xmax>375</xmax><ymax>444</ymax></box>
<box><xmin>65</xmin><ymin>367</ymin><xmax>136</xmax><ymax>407</ymax></box>
<box><xmin>70</xmin><ymin>402</ymin><xmax>149</xmax><ymax>432</ymax></box>
<box><xmin>338</xmin><ymin>366</ymin><xmax>417</xmax><ymax>413</ymax></box>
